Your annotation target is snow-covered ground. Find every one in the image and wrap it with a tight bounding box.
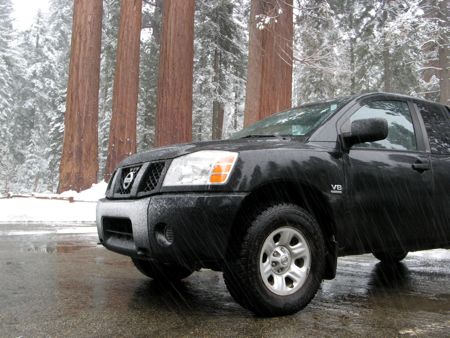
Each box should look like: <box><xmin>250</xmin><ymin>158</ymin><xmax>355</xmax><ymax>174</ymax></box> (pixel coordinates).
<box><xmin>34</xmin><ymin>181</ymin><xmax>108</xmax><ymax>202</ymax></box>
<box><xmin>409</xmin><ymin>248</ymin><xmax>450</xmax><ymax>259</ymax></box>
<box><xmin>0</xmin><ymin>182</ymin><xmax>107</xmax><ymax>225</ymax></box>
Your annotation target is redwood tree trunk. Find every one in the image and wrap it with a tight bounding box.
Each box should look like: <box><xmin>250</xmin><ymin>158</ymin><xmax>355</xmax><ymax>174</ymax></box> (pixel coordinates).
<box><xmin>155</xmin><ymin>0</ymin><xmax>196</xmax><ymax>147</ymax></box>
<box><xmin>244</xmin><ymin>0</ymin><xmax>293</xmax><ymax>127</ymax></box>
<box><xmin>59</xmin><ymin>0</ymin><xmax>103</xmax><ymax>193</ymax></box>
<box><xmin>104</xmin><ymin>0</ymin><xmax>142</xmax><ymax>180</ymax></box>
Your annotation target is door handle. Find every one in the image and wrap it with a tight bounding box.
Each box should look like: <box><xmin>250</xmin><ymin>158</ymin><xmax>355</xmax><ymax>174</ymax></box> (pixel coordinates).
<box><xmin>412</xmin><ymin>161</ymin><xmax>430</xmax><ymax>173</ymax></box>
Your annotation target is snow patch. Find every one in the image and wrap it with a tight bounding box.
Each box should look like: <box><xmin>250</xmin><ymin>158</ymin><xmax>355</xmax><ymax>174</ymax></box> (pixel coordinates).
<box><xmin>0</xmin><ymin>199</ymin><xmax>97</xmax><ymax>224</ymax></box>
<box><xmin>33</xmin><ymin>181</ymin><xmax>108</xmax><ymax>202</ymax></box>
<box><xmin>409</xmin><ymin>249</ymin><xmax>450</xmax><ymax>260</ymax></box>
<box><xmin>0</xmin><ymin>182</ymin><xmax>106</xmax><ymax>224</ymax></box>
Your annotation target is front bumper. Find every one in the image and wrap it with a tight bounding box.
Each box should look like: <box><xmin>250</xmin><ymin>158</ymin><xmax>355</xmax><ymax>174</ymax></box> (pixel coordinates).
<box><xmin>97</xmin><ymin>193</ymin><xmax>247</xmax><ymax>266</ymax></box>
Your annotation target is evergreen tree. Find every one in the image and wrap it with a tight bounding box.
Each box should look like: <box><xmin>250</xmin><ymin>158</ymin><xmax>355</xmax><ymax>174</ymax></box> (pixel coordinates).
<box><xmin>12</xmin><ymin>12</ymin><xmax>56</xmax><ymax>192</ymax></box>
<box><xmin>137</xmin><ymin>0</ymin><xmax>162</xmax><ymax>151</ymax></box>
<box><xmin>422</xmin><ymin>0</ymin><xmax>450</xmax><ymax>103</ymax></box>
<box><xmin>376</xmin><ymin>0</ymin><xmax>426</xmax><ymax>95</ymax></box>
<box><xmin>293</xmin><ymin>0</ymin><xmax>346</xmax><ymax>103</ymax></box>
<box><xmin>294</xmin><ymin>0</ymin><xmax>432</xmax><ymax>104</ymax></box>
<box><xmin>10</xmin><ymin>3</ymin><xmax>73</xmax><ymax>193</ymax></box>
<box><xmin>193</xmin><ymin>0</ymin><xmax>248</xmax><ymax>141</ymax></box>
<box><xmin>47</xmin><ymin>0</ymin><xmax>73</xmax><ymax>191</ymax></box>
<box><xmin>0</xmin><ymin>0</ymin><xmax>18</xmax><ymax>193</ymax></box>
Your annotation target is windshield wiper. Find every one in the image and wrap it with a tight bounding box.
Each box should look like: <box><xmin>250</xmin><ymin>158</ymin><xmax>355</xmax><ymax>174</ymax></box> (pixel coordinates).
<box><xmin>241</xmin><ymin>134</ymin><xmax>292</xmax><ymax>140</ymax></box>
<box><xmin>241</xmin><ymin>134</ymin><xmax>279</xmax><ymax>138</ymax></box>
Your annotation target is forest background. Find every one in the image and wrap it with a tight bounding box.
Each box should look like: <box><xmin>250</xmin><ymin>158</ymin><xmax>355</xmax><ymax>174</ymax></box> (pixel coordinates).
<box><xmin>0</xmin><ymin>0</ymin><xmax>448</xmax><ymax>194</ymax></box>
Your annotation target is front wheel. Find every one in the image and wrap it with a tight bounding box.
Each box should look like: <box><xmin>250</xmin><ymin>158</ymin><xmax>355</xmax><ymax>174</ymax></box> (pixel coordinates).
<box><xmin>223</xmin><ymin>204</ymin><xmax>325</xmax><ymax>317</ymax></box>
<box><xmin>132</xmin><ymin>258</ymin><xmax>193</xmax><ymax>282</ymax></box>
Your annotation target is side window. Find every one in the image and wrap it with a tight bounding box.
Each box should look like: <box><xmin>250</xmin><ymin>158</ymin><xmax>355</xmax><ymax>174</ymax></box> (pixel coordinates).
<box><xmin>350</xmin><ymin>100</ymin><xmax>417</xmax><ymax>151</ymax></box>
<box><xmin>417</xmin><ymin>102</ymin><xmax>450</xmax><ymax>155</ymax></box>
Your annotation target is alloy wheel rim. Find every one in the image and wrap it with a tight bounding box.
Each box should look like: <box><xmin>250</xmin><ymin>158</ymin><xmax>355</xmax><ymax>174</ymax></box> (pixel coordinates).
<box><xmin>259</xmin><ymin>226</ymin><xmax>311</xmax><ymax>296</ymax></box>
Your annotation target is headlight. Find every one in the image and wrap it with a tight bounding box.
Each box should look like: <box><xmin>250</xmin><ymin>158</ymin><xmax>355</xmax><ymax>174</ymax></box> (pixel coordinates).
<box><xmin>162</xmin><ymin>150</ymin><xmax>238</xmax><ymax>187</ymax></box>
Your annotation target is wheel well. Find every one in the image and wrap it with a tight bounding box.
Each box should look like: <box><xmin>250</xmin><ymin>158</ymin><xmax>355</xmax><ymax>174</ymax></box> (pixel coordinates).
<box><xmin>227</xmin><ymin>181</ymin><xmax>338</xmax><ymax>279</ymax></box>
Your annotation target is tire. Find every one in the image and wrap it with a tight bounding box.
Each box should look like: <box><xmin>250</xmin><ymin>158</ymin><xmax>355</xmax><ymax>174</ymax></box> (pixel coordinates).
<box><xmin>372</xmin><ymin>250</ymin><xmax>408</xmax><ymax>263</ymax></box>
<box><xmin>223</xmin><ymin>204</ymin><xmax>325</xmax><ymax>317</ymax></box>
<box><xmin>132</xmin><ymin>258</ymin><xmax>193</xmax><ymax>282</ymax></box>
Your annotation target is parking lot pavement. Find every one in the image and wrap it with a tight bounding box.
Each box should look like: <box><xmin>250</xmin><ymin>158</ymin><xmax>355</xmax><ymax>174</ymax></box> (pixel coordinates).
<box><xmin>0</xmin><ymin>224</ymin><xmax>449</xmax><ymax>337</ymax></box>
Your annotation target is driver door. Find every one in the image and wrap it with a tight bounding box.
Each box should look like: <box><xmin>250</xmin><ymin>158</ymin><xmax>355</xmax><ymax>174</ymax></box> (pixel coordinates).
<box><xmin>343</xmin><ymin>99</ymin><xmax>433</xmax><ymax>252</ymax></box>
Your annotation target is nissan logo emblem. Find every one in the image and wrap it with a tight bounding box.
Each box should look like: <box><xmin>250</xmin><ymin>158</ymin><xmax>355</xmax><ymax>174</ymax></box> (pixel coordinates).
<box><xmin>123</xmin><ymin>171</ymin><xmax>135</xmax><ymax>190</ymax></box>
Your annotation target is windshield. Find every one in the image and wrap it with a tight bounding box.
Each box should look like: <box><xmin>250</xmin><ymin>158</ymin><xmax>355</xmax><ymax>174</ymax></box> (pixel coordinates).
<box><xmin>231</xmin><ymin>98</ymin><xmax>349</xmax><ymax>139</ymax></box>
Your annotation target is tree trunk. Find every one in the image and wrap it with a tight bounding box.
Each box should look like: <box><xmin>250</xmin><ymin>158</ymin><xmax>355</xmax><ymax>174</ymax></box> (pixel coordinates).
<box><xmin>244</xmin><ymin>0</ymin><xmax>293</xmax><ymax>127</ymax></box>
<box><xmin>212</xmin><ymin>48</ymin><xmax>224</xmax><ymax>140</ymax></box>
<box><xmin>349</xmin><ymin>11</ymin><xmax>356</xmax><ymax>94</ymax></box>
<box><xmin>234</xmin><ymin>84</ymin><xmax>239</xmax><ymax>131</ymax></box>
<box><xmin>439</xmin><ymin>0</ymin><xmax>450</xmax><ymax>105</ymax></box>
<box><xmin>383</xmin><ymin>45</ymin><xmax>391</xmax><ymax>92</ymax></box>
<box><xmin>382</xmin><ymin>5</ymin><xmax>391</xmax><ymax>93</ymax></box>
<box><xmin>212</xmin><ymin>101</ymin><xmax>224</xmax><ymax>140</ymax></box>
<box><xmin>104</xmin><ymin>0</ymin><xmax>142</xmax><ymax>181</ymax></box>
<box><xmin>58</xmin><ymin>0</ymin><xmax>103</xmax><ymax>193</ymax></box>
<box><xmin>155</xmin><ymin>0</ymin><xmax>195</xmax><ymax>147</ymax></box>
<box><xmin>440</xmin><ymin>46</ymin><xmax>450</xmax><ymax>105</ymax></box>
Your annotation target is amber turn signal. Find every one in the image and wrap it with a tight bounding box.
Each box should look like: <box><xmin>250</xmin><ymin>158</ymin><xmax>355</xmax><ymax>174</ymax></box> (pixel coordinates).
<box><xmin>209</xmin><ymin>155</ymin><xmax>238</xmax><ymax>184</ymax></box>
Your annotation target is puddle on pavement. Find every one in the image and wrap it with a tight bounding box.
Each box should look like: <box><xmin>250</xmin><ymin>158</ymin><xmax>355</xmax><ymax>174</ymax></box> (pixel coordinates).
<box><xmin>18</xmin><ymin>240</ymin><xmax>98</xmax><ymax>254</ymax></box>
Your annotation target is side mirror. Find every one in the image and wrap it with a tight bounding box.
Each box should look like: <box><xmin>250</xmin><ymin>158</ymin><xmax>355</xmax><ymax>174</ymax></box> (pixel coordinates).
<box><xmin>343</xmin><ymin>118</ymin><xmax>388</xmax><ymax>148</ymax></box>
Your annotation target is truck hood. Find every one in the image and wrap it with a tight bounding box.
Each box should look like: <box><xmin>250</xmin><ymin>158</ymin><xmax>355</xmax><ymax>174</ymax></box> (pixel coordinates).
<box><xmin>118</xmin><ymin>137</ymin><xmax>311</xmax><ymax>167</ymax></box>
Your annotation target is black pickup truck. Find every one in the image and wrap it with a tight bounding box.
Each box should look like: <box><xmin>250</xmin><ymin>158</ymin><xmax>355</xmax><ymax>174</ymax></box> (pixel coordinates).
<box><xmin>97</xmin><ymin>92</ymin><xmax>450</xmax><ymax>316</ymax></box>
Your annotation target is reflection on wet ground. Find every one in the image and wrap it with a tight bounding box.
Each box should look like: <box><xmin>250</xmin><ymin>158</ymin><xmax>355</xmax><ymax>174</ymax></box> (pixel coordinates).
<box><xmin>0</xmin><ymin>224</ymin><xmax>449</xmax><ymax>337</ymax></box>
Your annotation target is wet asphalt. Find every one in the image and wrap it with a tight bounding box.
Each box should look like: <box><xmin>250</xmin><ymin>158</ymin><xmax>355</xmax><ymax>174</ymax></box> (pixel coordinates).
<box><xmin>0</xmin><ymin>224</ymin><xmax>449</xmax><ymax>337</ymax></box>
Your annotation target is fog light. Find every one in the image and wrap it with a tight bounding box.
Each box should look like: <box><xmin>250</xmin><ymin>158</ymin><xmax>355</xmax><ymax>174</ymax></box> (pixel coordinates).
<box><xmin>155</xmin><ymin>223</ymin><xmax>174</xmax><ymax>247</ymax></box>
<box><xmin>164</xmin><ymin>225</ymin><xmax>174</xmax><ymax>244</ymax></box>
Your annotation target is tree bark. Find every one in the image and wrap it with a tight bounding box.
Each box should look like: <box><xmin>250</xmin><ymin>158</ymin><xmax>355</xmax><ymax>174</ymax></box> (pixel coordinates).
<box><xmin>212</xmin><ymin>48</ymin><xmax>224</xmax><ymax>140</ymax></box>
<box><xmin>244</xmin><ymin>0</ymin><xmax>293</xmax><ymax>127</ymax></box>
<box><xmin>104</xmin><ymin>0</ymin><xmax>142</xmax><ymax>181</ymax></box>
<box><xmin>382</xmin><ymin>4</ymin><xmax>391</xmax><ymax>93</ymax></box>
<box><xmin>59</xmin><ymin>0</ymin><xmax>103</xmax><ymax>193</ymax></box>
<box><xmin>439</xmin><ymin>0</ymin><xmax>450</xmax><ymax>105</ymax></box>
<box><xmin>212</xmin><ymin>101</ymin><xmax>225</xmax><ymax>140</ymax></box>
<box><xmin>349</xmin><ymin>11</ymin><xmax>356</xmax><ymax>94</ymax></box>
<box><xmin>155</xmin><ymin>0</ymin><xmax>195</xmax><ymax>147</ymax></box>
